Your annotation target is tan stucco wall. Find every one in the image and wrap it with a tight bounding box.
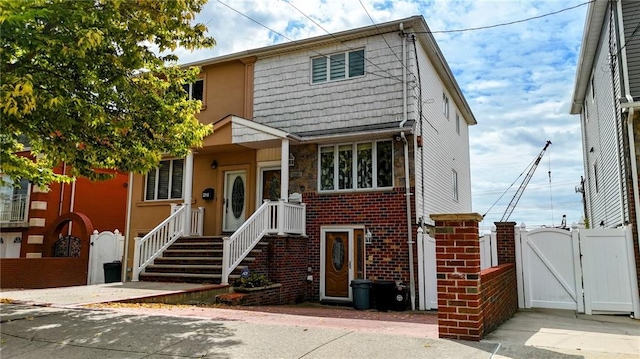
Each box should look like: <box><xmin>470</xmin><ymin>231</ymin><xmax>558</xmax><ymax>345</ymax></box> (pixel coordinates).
<box><xmin>196</xmin><ymin>57</ymin><xmax>255</xmax><ymax>124</ymax></box>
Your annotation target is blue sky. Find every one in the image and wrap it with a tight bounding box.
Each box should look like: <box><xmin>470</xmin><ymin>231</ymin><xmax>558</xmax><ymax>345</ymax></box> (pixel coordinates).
<box><xmin>176</xmin><ymin>0</ymin><xmax>590</xmax><ymax>232</ymax></box>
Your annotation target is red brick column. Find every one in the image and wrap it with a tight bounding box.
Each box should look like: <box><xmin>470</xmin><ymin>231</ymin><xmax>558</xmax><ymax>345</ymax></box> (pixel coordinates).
<box><xmin>431</xmin><ymin>213</ymin><xmax>483</xmax><ymax>341</ymax></box>
<box><xmin>494</xmin><ymin>222</ymin><xmax>516</xmax><ymax>264</ymax></box>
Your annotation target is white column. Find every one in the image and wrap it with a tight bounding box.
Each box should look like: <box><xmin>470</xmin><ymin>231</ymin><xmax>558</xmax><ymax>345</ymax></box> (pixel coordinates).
<box><xmin>183</xmin><ymin>151</ymin><xmax>194</xmax><ymax>236</ymax></box>
<box><xmin>280</xmin><ymin>138</ymin><xmax>289</xmax><ymax>201</ymax></box>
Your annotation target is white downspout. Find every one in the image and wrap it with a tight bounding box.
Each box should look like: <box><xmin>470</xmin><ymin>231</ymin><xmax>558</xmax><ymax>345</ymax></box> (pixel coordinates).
<box><xmin>624</xmin><ymin>101</ymin><xmax>640</xmax><ymax>318</ymax></box>
<box><xmin>122</xmin><ymin>172</ymin><xmax>134</xmax><ymax>281</ymax></box>
<box><xmin>400</xmin><ymin>22</ymin><xmax>416</xmax><ymax>310</ymax></box>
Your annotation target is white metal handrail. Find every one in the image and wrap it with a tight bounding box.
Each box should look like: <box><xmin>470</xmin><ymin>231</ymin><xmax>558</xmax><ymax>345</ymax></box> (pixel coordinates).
<box><xmin>132</xmin><ymin>205</ymin><xmax>186</xmax><ymax>281</ymax></box>
<box><xmin>0</xmin><ymin>194</ymin><xmax>28</xmax><ymax>222</ymax></box>
<box><xmin>221</xmin><ymin>200</ymin><xmax>306</xmax><ymax>284</ymax></box>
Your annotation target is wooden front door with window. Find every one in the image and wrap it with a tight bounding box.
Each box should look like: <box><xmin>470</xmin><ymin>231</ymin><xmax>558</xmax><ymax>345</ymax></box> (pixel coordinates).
<box><xmin>324</xmin><ymin>232</ymin><xmax>349</xmax><ymax>298</ymax></box>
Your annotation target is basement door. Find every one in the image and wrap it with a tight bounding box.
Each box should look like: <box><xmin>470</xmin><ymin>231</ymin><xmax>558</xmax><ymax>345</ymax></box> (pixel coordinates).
<box><xmin>320</xmin><ymin>228</ymin><xmax>365</xmax><ymax>302</ymax></box>
<box><xmin>223</xmin><ymin>171</ymin><xmax>247</xmax><ymax>232</ymax></box>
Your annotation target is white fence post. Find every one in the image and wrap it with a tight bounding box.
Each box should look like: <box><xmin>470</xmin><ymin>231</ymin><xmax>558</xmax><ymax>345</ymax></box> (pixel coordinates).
<box><xmin>301</xmin><ymin>203</ymin><xmax>307</xmax><ymax>236</ymax></box>
<box><xmin>222</xmin><ymin>236</ymin><xmax>230</xmax><ymax>285</ymax></box>
<box><xmin>277</xmin><ymin>199</ymin><xmax>285</xmax><ymax>235</ymax></box>
<box><xmin>515</xmin><ymin>223</ymin><xmax>525</xmax><ymax>308</ymax></box>
<box><xmin>132</xmin><ymin>237</ymin><xmax>141</xmax><ymax>281</ymax></box>
<box><xmin>490</xmin><ymin>226</ymin><xmax>498</xmax><ymax>267</ymax></box>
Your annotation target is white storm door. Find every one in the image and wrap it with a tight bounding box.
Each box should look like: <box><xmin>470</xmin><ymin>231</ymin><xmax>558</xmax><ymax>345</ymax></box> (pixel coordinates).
<box><xmin>223</xmin><ymin>171</ymin><xmax>247</xmax><ymax>232</ymax></box>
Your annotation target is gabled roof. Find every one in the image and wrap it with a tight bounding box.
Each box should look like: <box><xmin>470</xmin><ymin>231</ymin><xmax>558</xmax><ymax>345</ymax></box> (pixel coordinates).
<box><xmin>570</xmin><ymin>0</ymin><xmax>609</xmax><ymax>114</ymax></box>
<box><xmin>182</xmin><ymin>16</ymin><xmax>476</xmax><ymax>126</ymax></box>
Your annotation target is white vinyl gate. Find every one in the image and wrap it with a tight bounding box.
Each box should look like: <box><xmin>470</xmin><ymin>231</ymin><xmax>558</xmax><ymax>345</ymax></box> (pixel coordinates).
<box><xmin>417</xmin><ymin>228</ymin><xmax>497</xmax><ymax>311</ymax></box>
<box><xmin>516</xmin><ymin>224</ymin><xmax>640</xmax><ymax>317</ymax></box>
<box><xmin>88</xmin><ymin>230</ymin><xmax>125</xmax><ymax>285</ymax></box>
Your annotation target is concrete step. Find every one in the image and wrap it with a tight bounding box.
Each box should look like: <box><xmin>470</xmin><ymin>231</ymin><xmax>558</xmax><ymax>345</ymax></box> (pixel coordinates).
<box><xmin>138</xmin><ymin>272</ymin><xmax>241</xmax><ymax>284</ymax></box>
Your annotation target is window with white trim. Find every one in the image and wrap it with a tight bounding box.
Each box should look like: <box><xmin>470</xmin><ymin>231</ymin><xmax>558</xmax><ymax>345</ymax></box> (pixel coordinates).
<box><xmin>311</xmin><ymin>49</ymin><xmax>365</xmax><ymax>84</ymax></box>
<box><xmin>455</xmin><ymin>113</ymin><xmax>460</xmax><ymax>135</ymax></box>
<box><xmin>182</xmin><ymin>79</ymin><xmax>204</xmax><ymax>102</ymax></box>
<box><xmin>452</xmin><ymin>170</ymin><xmax>459</xmax><ymax>202</ymax></box>
<box><xmin>443</xmin><ymin>92</ymin><xmax>450</xmax><ymax>119</ymax></box>
<box><xmin>319</xmin><ymin>140</ymin><xmax>393</xmax><ymax>191</ymax></box>
<box><xmin>145</xmin><ymin>158</ymin><xmax>184</xmax><ymax>200</ymax></box>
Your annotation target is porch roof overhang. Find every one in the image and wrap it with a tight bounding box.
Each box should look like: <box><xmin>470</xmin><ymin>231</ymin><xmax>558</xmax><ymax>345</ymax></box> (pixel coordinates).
<box><xmin>200</xmin><ymin>115</ymin><xmax>301</xmax><ymax>152</ymax></box>
<box><xmin>294</xmin><ymin>120</ymin><xmax>415</xmax><ymax>144</ymax></box>
<box><xmin>570</xmin><ymin>0</ymin><xmax>609</xmax><ymax>114</ymax></box>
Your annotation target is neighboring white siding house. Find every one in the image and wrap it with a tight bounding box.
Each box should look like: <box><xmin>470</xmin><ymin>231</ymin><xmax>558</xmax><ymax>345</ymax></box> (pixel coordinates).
<box><xmin>572</xmin><ymin>0</ymin><xmax>637</xmax><ymax>228</ymax></box>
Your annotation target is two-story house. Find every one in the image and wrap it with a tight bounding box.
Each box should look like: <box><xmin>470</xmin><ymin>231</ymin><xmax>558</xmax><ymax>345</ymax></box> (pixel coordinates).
<box><xmin>125</xmin><ymin>16</ymin><xmax>476</xmax><ymax>308</ymax></box>
<box><xmin>570</xmin><ymin>0</ymin><xmax>640</xmax><ymax>288</ymax></box>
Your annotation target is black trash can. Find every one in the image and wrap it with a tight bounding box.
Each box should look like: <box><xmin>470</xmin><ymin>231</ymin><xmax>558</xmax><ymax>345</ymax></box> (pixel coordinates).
<box><xmin>372</xmin><ymin>280</ymin><xmax>396</xmax><ymax>312</ymax></box>
<box><xmin>350</xmin><ymin>279</ymin><xmax>373</xmax><ymax>310</ymax></box>
<box><xmin>103</xmin><ymin>261</ymin><xmax>122</xmax><ymax>283</ymax></box>
<box><xmin>392</xmin><ymin>285</ymin><xmax>410</xmax><ymax>311</ymax></box>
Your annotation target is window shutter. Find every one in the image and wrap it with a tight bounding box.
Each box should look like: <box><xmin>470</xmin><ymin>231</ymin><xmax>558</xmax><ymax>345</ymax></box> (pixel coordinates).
<box><xmin>312</xmin><ymin>57</ymin><xmax>327</xmax><ymax>83</ymax></box>
<box><xmin>348</xmin><ymin>50</ymin><xmax>365</xmax><ymax>77</ymax></box>
<box><xmin>171</xmin><ymin>159</ymin><xmax>184</xmax><ymax>199</ymax></box>
<box><xmin>329</xmin><ymin>53</ymin><xmax>345</xmax><ymax>80</ymax></box>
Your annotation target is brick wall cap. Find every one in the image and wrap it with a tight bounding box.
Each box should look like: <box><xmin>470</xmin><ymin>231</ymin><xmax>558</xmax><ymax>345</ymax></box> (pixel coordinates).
<box><xmin>431</xmin><ymin>213</ymin><xmax>483</xmax><ymax>222</ymax></box>
<box><xmin>494</xmin><ymin>222</ymin><xmax>517</xmax><ymax>226</ymax></box>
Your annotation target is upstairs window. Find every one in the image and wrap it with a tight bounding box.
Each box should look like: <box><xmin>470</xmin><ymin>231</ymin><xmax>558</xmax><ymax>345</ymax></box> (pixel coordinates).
<box><xmin>145</xmin><ymin>158</ymin><xmax>184</xmax><ymax>201</ymax></box>
<box><xmin>443</xmin><ymin>92</ymin><xmax>450</xmax><ymax>119</ymax></box>
<box><xmin>312</xmin><ymin>49</ymin><xmax>365</xmax><ymax>84</ymax></box>
<box><xmin>182</xmin><ymin>79</ymin><xmax>204</xmax><ymax>102</ymax></box>
<box><xmin>455</xmin><ymin>113</ymin><xmax>460</xmax><ymax>135</ymax></box>
<box><xmin>319</xmin><ymin>140</ymin><xmax>392</xmax><ymax>191</ymax></box>
<box><xmin>452</xmin><ymin>170</ymin><xmax>459</xmax><ymax>202</ymax></box>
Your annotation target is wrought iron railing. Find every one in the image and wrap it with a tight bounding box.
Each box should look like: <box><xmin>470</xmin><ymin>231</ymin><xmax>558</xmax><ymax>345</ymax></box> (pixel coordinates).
<box><xmin>222</xmin><ymin>200</ymin><xmax>306</xmax><ymax>284</ymax></box>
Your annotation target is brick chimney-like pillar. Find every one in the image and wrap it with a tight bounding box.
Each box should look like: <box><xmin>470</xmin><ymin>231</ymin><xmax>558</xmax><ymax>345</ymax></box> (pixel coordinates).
<box><xmin>431</xmin><ymin>213</ymin><xmax>483</xmax><ymax>341</ymax></box>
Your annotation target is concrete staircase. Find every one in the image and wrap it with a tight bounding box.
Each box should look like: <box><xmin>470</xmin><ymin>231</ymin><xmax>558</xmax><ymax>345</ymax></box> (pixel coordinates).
<box><xmin>138</xmin><ymin>236</ymin><xmax>263</xmax><ymax>284</ymax></box>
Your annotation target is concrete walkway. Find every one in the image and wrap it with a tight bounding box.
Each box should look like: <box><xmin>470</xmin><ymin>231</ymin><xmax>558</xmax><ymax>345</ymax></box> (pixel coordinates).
<box><xmin>0</xmin><ymin>282</ymin><xmax>213</xmax><ymax>307</ymax></box>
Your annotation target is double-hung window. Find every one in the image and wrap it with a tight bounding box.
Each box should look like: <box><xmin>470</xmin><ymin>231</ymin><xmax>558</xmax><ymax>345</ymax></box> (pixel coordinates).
<box><xmin>145</xmin><ymin>159</ymin><xmax>184</xmax><ymax>201</ymax></box>
<box><xmin>319</xmin><ymin>140</ymin><xmax>393</xmax><ymax>191</ymax></box>
<box><xmin>311</xmin><ymin>49</ymin><xmax>365</xmax><ymax>84</ymax></box>
<box><xmin>452</xmin><ymin>170</ymin><xmax>459</xmax><ymax>202</ymax></box>
<box><xmin>182</xmin><ymin>79</ymin><xmax>204</xmax><ymax>102</ymax></box>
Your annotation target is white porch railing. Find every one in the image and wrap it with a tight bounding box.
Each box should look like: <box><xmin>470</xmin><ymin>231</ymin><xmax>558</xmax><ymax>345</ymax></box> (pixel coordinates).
<box><xmin>0</xmin><ymin>194</ymin><xmax>28</xmax><ymax>222</ymax></box>
<box><xmin>132</xmin><ymin>204</ymin><xmax>204</xmax><ymax>281</ymax></box>
<box><xmin>222</xmin><ymin>200</ymin><xmax>306</xmax><ymax>284</ymax></box>
<box><xmin>171</xmin><ymin>204</ymin><xmax>204</xmax><ymax>236</ymax></box>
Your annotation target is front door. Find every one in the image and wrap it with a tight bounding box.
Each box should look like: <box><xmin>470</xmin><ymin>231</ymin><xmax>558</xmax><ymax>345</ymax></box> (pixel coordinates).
<box><xmin>261</xmin><ymin>169</ymin><xmax>281</xmax><ymax>201</ymax></box>
<box><xmin>223</xmin><ymin>170</ymin><xmax>247</xmax><ymax>232</ymax></box>
<box><xmin>323</xmin><ymin>231</ymin><xmax>351</xmax><ymax>300</ymax></box>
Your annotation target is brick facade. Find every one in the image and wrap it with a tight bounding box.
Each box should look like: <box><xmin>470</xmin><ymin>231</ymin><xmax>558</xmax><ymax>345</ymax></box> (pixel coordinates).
<box><xmin>304</xmin><ymin>188</ymin><xmax>416</xmax><ymax>301</ymax></box>
<box><xmin>431</xmin><ymin>213</ymin><xmax>518</xmax><ymax>341</ymax></box>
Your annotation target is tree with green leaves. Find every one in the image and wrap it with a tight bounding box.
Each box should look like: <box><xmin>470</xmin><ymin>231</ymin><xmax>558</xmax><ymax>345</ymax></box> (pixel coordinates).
<box><xmin>0</xmin><ymin>0</ymin><xmax>215</xmax><ymax>186</ymax></box>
